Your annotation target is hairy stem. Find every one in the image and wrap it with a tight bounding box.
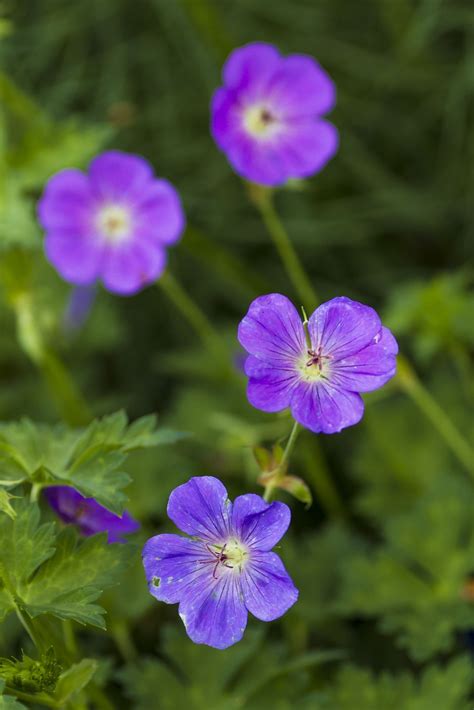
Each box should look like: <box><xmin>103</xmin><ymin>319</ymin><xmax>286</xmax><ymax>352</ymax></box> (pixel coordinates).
<box><xmin>157</xmin><ymin>271</ymin><xmax>233</xmax><ymax>378</ymax></box>
<box><xmin>249</xmin><ymin>184</ymin><xmax>319</xmax><ymax>311</ymax></box>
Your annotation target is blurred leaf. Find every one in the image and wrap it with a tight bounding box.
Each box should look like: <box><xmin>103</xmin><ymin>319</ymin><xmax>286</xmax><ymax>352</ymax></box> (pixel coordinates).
<box><xmin>309</xmin><ymin>656</ymin><xmax>473</xmax><ymax>709</ymax></box>
<box><xmin>0</xmin><ymin>679</ymin><xmax>26</xmax><ymax>709</ymax></box>
<box><xmin>53</xmin><ymin>659</ymin><xmax>98</xmax><ymax>705</ymax></box>
<box><xmin>339</xmin><ymin>475</ymin><xmax>474</xmax><ymax>660</ymax></box>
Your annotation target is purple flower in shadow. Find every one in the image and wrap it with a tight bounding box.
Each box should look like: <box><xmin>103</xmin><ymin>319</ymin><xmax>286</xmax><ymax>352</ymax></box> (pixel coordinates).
<box><xmin>44</xmin><ymin>486</ymin><xmax>140</xmax><ymax>543</ymax></box>
<box><xmin>211</xmin><ymin>42</ymin><xmax>338</xmax><ymax>185</ymax></box>
<box><xmin>143</xmin><ymin>476</ymin><xmax>298</xmax><ymax>649</ymax></box>
<box><xmin>37</xmin><ymin>150</ymin><xmax>185</xmax><ymax>295</ymax></box>
<box><xmin>238</xmin><ymin>294</ymin><xmax>398</xmax><ymax>434</ymax></box>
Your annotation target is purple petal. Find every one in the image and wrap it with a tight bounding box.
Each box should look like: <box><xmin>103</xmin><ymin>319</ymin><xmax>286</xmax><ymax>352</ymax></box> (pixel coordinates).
<box><xmin>268</xmin><ymin>54</ymin><xmax>336</xmax><ymax>117</ymax></box>
<box><xmin>142</xmin><ymin>533</ymin><xmax>209</xmax><ymax>603</ymax></box>
<box><xmin>133</xmin><ymin>179</ymin><xmax>185</xmax><ymax>246</ymax></box>
<box><xmin>238</xmin><ymin>294</ymin><xmax>306</xmax><ymax>366</ymax></box>
<box><xmin>211</xmin><ymin>87</ymin><xmax>245</xmax><ymax>151</ymax></box>
<box><xmin>290</xmin><ymin>380</ymin><xmax>364</xmax><ymax>434</ymax></box>
<box><xmin>331</xmin><ymin>326</ymin><xmax>398</xmax><ymax>392</ymax></box>
<box><xmin>225</xmin><ymin>133</ymin><xmax>288</xmax><ymax>185</ymax></box>
<box><xmin>88</xmin><ymin>151</ymin><xmax>153</xmax><ymax>202</ymax></box>
<box><xmin>167</xmin><ymin>476</ymin><xmax>232</xmax><ymax>542</ymax></box>
<box><xmin>37</xmin><ymin>169</ymin><xmax>93</xmax><ymax>232</ymax></box>
<box><xmin>63</xmin><ymin>284</ymin><xmax>97</xmax><ymax>333</ymax></box>
<box><xmin>100</xmin><ymin>241</ymin><xmax>167</xmax><ymax>295</ymax></box>
<box><xmin>178</xmin><ymin>572</ymin><xmax>248</xmax><ymax>649</ymax></box>
<box><xmin>233</xmin><ymin>497</ymin><xmax>291</xmax><ymax>551</ymax></box>
<box><xmin>45</xmin><ymin>231</ymin><xmax>103</xmax><ymax>285</ymax></box>
<box><xmin>278</xmin><ymin>119</ymin><xmax>339</xmax><ymax>179</ymax></box>
<box><xmin>308</xmin><ymin>297</ymin><xmax>382</xmax><ymax>360</ymax></box>
<box><xmin>245</xmin><ymin>356</ymin><xmax>299</xmax><ymax>413</ymax></box>
<box><xmin>241</xmin><ymin>551</ymin><xmax>298</xmax><ymax>621</ymax></box>
<box><xmin>44</xmin><ymin>486</ymin><xmax>139</xmax><ymax>543</ymax></box>
<box><xmin>223</xmin><ymin>42</ymin><xmax>281</xmax><ymax>94</ymax></box>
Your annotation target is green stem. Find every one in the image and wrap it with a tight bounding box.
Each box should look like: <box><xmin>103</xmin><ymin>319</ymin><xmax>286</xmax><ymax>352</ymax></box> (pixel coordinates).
<box><xmin>13</xmin><ymin>294</ymin><xmax>91</xmax><ymax>426</ymax></box>
<box><xmin>157</xmin><ymin>271</ymin><xmax>232</xmax><ymax>377</ymax></box>
<box><xmin>301</xmin><ymin>439</ymin><xmax>346</xmax><ymax>518</ymax></box>
<box><xmin>62</xmin><ymin>619</ymin><xmax>78</xmax><ymax>657</ymax></box>
<box><xmin>5</xmin><ymin>687</ymin><xmax>58</xmax><ymax>709</ymax></box>
<box><xmin>264</xmin><ymin>421</ymin><xmax>300</xmax><ymax>501</ymax></box>
<box><xmin>397</xmin><ymin>356</ymin><xmax>474</xmax><ymax>478</ymax></box>
<box><xmin>111</xmin><ymin>620</ymin><xmax>138</xmax><ymax>662</ymax></box>
<box><xmin>249</xmin><ymin>185</ymin><xmax>319</xmax><ymax>311</ymax></box>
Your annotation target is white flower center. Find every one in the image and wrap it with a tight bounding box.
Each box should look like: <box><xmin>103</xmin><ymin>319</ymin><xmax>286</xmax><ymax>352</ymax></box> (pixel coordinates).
<box><xmin>298</xmin><ymin>347</ymin><xmax>332</xmax><ymax>382</ymax></box>
<box><xmin>243</xmin><ymin>103</ymin><xmax>281</xmax><ymax>140</ymax></box>
<box><xmin>96</xmin><ymin>204</ymin><xmax>131</xmax><ymax>244</ymax></box>
<box><xmin>208</xmin><ymin>538</ymin><xmax>249</xmax><ymax>576</ymax></box>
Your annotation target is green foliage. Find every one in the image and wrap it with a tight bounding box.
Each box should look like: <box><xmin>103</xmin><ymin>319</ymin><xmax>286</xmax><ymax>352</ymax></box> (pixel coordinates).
<box><xmin>309</xmin><ymin>656</ymin><xmax>473</xmax><ymax>709</ymax></box>
<box><xmin>121</xmin><ymin>626</ymin><xmax>341</xmax><ymax>709</ymax></box>
<box><xmin>0</xmin><ymin>411</ymin><xmax>182</xmax><ymax>513</ymax></box>
<box><xmin>339</xmin><ymin>475</ymin><xmax>474</xmax><ymax>660</ymax></box>
<box><xmin>0</xmin><ymin>499</ymin><xmax>133</xmax><ymax>628</ymax></box>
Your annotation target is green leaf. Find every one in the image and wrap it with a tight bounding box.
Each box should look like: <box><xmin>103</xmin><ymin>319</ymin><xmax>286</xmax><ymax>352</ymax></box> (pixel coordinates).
<box><xmin>53</xmin><ymin>659</ymin><xmax>98</xmax><ymax>705</ymax></box>
<box><xmin>22</xmin><ymin>528</ymin><xmax>134</xmax><ymax>628</ymax></box>
<box><xmin>0</xmin><ymin>500</ymin><xmax>133</xmax><ymax>628</ymax></box>
<box><xmin>339</xmin><ymin>475</ymin><xmax>474</xmax><ymax>660</ymax></box>
<box><xmin>309</xmin><ymin>656</ymin><xmax>473</xmax><ymax>710</ymax></box>
<box><xmin>0</xmin><ymin>412</ymin><xmax>181</xmax><ymax>514</ymax></box>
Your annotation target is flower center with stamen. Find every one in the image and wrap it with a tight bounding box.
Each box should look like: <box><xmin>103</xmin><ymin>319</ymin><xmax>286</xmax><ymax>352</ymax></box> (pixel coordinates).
<box><xmin>299</xmin><ymin>347</ymin><xmax>332</xmax><ymax>382</ymax></box>
<box><xmin>243</xmin><ymin>103</ymin><xmax>280</xmax><ymax>139</ymax></box>
<box><xmin>96</xmin><ymin>204</ymin><xmax>131</xmax><ymax>244</ymax></box>
<box><xmin>210</xmin><ymin>538</ymin><xmax>249</xmax><ymax>576</ymax></box>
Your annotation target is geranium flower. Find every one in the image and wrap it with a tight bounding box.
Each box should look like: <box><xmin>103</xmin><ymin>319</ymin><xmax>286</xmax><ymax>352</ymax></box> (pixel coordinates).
<box><xmin>238</xmin><ymin>294</ymin><xmax>398</xmax><ymax>434</ymax></box>
<box><xmin>143</xmin><ymin>476</ymin><xmax>298</xmax><ymax>649</ymax></box>
<box><xmin>44</xmin><ymin>486</ymin><xmax>140</xmax><ymax>543</ymax></box>
<box><xmin>211</xmin><ymin>42</ymin><xmax>338</xmax><ymax>185</ymax></box>
<box><xmin>37</xmin><ymin>151</ymin><xmax>185</xmax><ymax>295</ymax></box>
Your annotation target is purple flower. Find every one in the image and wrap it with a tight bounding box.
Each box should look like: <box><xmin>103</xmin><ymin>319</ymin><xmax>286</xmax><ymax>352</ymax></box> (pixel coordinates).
<box><xmin>211</xmin><ymin>42</ymin><xmax>338</xmax><ymax>186</ymax></box>
<box><xmin>238</xmin><ymin>294</ymin><xmax>398</xmax><ymax>434</ymax></box>
<box><xmin>44</xmin><ymin>486</ymin><xmax>140</xmax><ymax>543</ymax></box>
<box><xmin>37</xmin><ymin>151</ymin><xmax>185</xmax><ymax>295</ymax></box>
<box><xmin>143</xmin><ymin>476</ymin><xmax>298</xmax><ymax>649</ymax></box>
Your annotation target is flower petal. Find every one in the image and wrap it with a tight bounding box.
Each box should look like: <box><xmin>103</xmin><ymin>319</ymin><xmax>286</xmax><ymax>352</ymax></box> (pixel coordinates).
<box><xmin>223</xmin><ymin>42</ymin><xmax>281</xmax><ymax>94</ymax></box>
<box><xmin>89</xmin><ymin>151</ymin><xmax>153</xmax><ymax>202</ymax></box>
<box><xmin>178</xmin><ymin>572</ymin><xmax>248</xmax><ymax>649</ymax></box>
<box><xmin>241</xmin><ymin>551</ymin><xmax>298</xmax><ymax>621</ymax></box>
<box><xmin>224</xmin><ymin>133</ymin><xmax>288</xmax><ymax>185</ymax></box>
<box><xmin>290</xmin><ymin>380</ymin><xmax>364</xmax><ymax>434</ymax></box>
<box><xmin>142</xmin><ymin>533</ymin><xmax>210</xmax><ymax>603</ymax></box>
<box><xmin>235</xmin><ymin>499</ymin><xmax>291</xmax><ymax>551</ymax></box>
<box><xmin>45</xmin><ymin>231</ymin><xmax>103</xmax><ymax>285</ymax></box>
<box><xmin>238</xmin><ymin>294</ymin><xmax>306</xmax><ymax>366</ymax></box>
<box><xmin>167</xmin><ymin>476</ymin><xmax>232</xmax><ymax>542</ymax></box>
<box><xmin>211</xmin><ymin>87</ymin><xmax>244</xmax><ymax>151</ymax></box>
<box><xmin>269</xmin><ymin>54</ymin><xmax>336</xmax><ymax>117</ymax></box>
<box><xmin>278</xmin><ymin>119</ymin><xmax>339</xmax><ymax>179</ymax></box>
<box><xmin>44</xmin><ymin>486</ymin><xmax>139</xmax><ymax>543</ymax></box>
<box><xmin>100</xmin><ymin>241</ymin><xmax>166</xmax><ymax>295</ymax></box>
<box><xmin>308</xmin><ymin>297</ymin><xmax>382</xmax><ymax>360</ymax></box>
<box><xmin>331</xmin><ymin>326</ymin><xmax>398</xmax><ymax>392</ymax></box>
<box><xmin>134</xmin><ymin>179</ymin><xmax>185</xmax><ymax>246</ymax></box>
<box><xmin>37</xmin><ymin>169</ymin><xmax>93</xmax><ymax>232</ymax></box>
<box><xmin>245</xmin><ymin>356</ymin><xmax>299</xmax><ymax>413</ymax></box>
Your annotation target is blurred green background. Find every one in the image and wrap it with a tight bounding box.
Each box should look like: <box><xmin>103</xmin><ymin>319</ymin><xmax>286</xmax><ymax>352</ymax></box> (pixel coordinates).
<box><xmin>1</xmin><ymin>0</ymin><xmax>473</xmax><ymax>707</ymax></box>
